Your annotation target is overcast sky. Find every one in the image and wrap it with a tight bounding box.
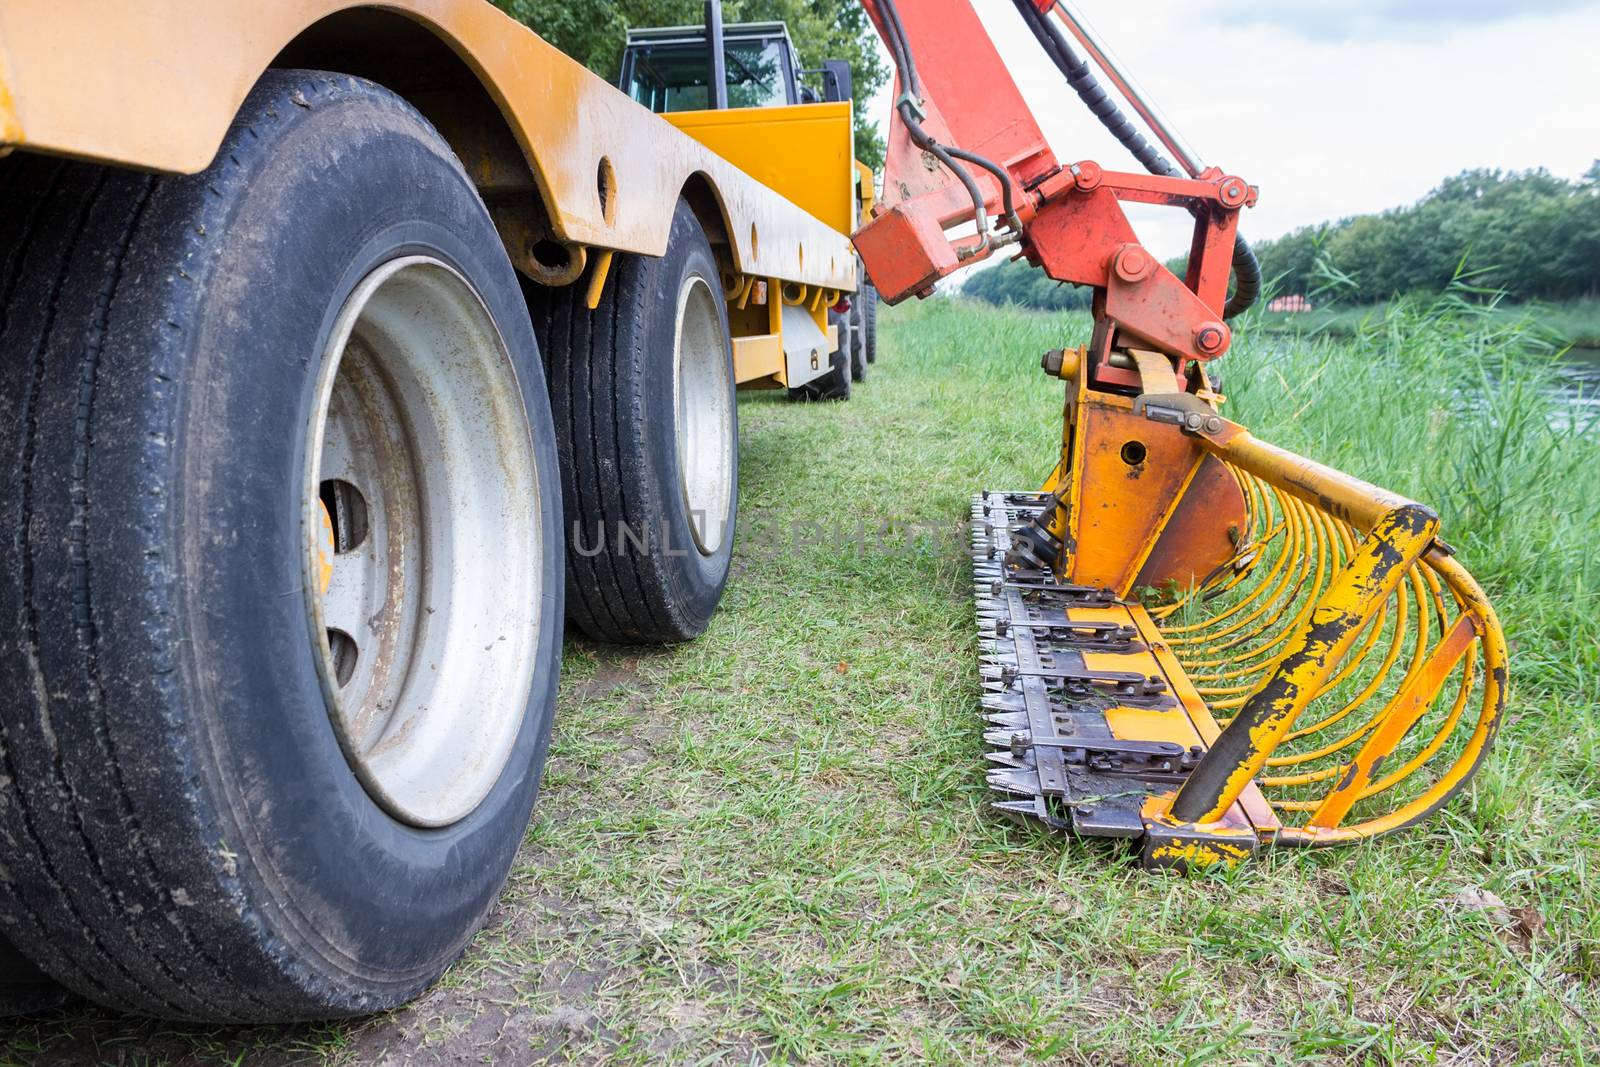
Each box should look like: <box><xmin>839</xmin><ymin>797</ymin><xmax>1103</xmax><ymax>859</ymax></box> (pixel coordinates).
<box><xmin>864</xmin><ymin>0</ymin><xmax>1600</xmax><ymax>258</ymax></box>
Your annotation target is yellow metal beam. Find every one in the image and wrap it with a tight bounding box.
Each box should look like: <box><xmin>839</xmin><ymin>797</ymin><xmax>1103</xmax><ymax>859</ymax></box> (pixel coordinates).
<box><xmin>0</xmin><ymin>0</ymin><xmax>854</xmax><ymax>292</ymax></box>
<box><xmin>732</xmin><ymin>334</ymin><xmax>784</xmax><ymax>384</ymax></box>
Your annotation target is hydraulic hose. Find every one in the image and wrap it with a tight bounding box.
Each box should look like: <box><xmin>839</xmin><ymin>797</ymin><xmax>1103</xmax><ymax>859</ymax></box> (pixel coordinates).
<box><xmin>1010</xmin><ymin>0</ymin><xmax>1260</xmax><ymax>318</ymax></box>
<box><xmin>877</xmin><ymin>0</ymin><xmax>1022</xmax><ymax>247</ymax></box>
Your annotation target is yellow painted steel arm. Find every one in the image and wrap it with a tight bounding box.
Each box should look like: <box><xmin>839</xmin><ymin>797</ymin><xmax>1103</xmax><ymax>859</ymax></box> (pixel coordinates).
<box><xmin>1169</xmin><ymin>502</ymin><xmax>1439</xmax><ymax>823</ymax></box>
<box><xmin>0</xmin><ymin>0</ymin><xmax>854</xmax><ymax>292</ymax></box>
<box><xmin>1137</xmin><ymin>412</ymin><xmax>1508</xmax><ymax>840</ymax></box>
<box><xmin>1167</xmin><ymin>414</ymin><xmax>1444</xmax><ymax>824</ymax></box>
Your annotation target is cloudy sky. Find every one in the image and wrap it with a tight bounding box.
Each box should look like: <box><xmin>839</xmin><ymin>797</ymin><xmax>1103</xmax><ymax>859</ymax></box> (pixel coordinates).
<box><xmin>864</xmin><ymin>0</ymin><xmax>1600</xmax><ymax>257</ymax></box>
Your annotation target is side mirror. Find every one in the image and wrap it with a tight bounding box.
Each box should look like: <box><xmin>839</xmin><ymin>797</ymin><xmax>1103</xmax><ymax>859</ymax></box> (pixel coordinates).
<box><xmin>821</xmin><ymin>59</ymin><xmax>852</xmax><ymax>103</ymax></box>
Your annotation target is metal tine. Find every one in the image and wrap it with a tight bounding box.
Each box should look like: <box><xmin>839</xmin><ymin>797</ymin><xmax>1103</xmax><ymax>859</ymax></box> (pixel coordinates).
<box><xmin>984</xmin><ymin>728</ymin><xmax>1028</xmax><ymax>749</ymax></box>
<box><xmin>986</xmin><ymin>768</ymin><xmax>1040</xmax><ymax>796</ymax></box>
<box><xmin>991</xmin><ymin>798</ymin><xmax>1046</xmax><ymax>819</ymax></box>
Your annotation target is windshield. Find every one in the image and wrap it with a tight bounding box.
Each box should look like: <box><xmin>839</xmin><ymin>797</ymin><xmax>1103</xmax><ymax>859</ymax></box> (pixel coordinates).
<box><xmin>626</xmin><ymin>38</ymin><xmax>789</xmax><ymax>112</ymax></box>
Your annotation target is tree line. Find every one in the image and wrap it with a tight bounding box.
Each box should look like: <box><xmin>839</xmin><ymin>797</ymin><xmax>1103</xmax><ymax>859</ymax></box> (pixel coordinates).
<box><xmin>491</xmin><ymin>0</ymin><xmax>887</xmax><ymax>167</ymax></box>
<box><xmin>1257</xmin><ymin>165</ymin><xmax>1600</xmax><ymax>303</ymax></box>
<box><xmin>962</xmin><ymin>257</ymin><xmax>1091</xmax><ymax>311</ymax></box>
<box><xmin>964</xmin><ymin>164</ymin><xmax>1600</xmax><ymax>310</ymax></box>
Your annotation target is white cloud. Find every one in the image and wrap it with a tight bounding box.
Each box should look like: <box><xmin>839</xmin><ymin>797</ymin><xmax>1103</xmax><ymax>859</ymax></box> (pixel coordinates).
<box><xmin>1211</xmin><ymin>0</ymin><xmax>1596</xmax><ymax>40</ymax></box>
<box><xmin>866</xmin><ymin>0</ymin><xmax>1600</xmax><ymax>260</ymax></box>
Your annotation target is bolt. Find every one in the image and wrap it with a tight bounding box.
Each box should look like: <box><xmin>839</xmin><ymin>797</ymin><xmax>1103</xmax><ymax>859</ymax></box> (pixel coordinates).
<box><xmin>1194</xmin><ymin>320</ymin><xmax>1228</xmax><ymax>354</ymax></box>
<box><xmin>1184</xmin><ymin>411</ymin><xmax>1204</xmax><ymax>431</ymax></box>
<box><xmin>1113</xmin><ymin>246</ymin><xmax>1152</xmax><ymax>283</ymax></box>
<box><xmin>1204</xmin><ymin>415</ymin><xmax>1223</xmax><ymax>434</ymax></box>
<box><xmin>1041</xmin><ymin>348</ymin><xmax>1062</xmax><ymax>375</ymax></box>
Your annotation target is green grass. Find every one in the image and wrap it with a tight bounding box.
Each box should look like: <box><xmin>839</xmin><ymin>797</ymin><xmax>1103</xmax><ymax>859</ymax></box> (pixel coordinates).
<box><xmin>2</xmin><ymin>295</ymin><xmax>1597</xmax><ymax>1063</ymax></box>
<box><xmin>1260</xmin><ymin>295</ymin><xmax>1600</xmax><ymax>350</ymax></box>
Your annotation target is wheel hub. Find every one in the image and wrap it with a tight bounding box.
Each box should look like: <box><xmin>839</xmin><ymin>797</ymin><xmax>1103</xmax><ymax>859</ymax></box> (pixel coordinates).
<box><xmin>672</xmin><ymin>274</ymin><xmax>733</xmax><ymax>555</ymax></box>
<box><xmin>303</xmin><ymin>257</ymin><xmax>543</xmax><ymax>827</ymax></box>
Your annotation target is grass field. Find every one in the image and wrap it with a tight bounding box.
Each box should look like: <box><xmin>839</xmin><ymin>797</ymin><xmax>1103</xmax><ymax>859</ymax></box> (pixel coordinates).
<box><xmin>0</xmin><ymin>296</ymin><xmax>1597</xmax><ymax>1064</ymax></box>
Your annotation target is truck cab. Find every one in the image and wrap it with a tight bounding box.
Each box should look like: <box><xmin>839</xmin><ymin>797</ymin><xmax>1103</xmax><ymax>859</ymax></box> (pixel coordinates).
<box><xmin>618</xmin><ymin>21</ymin><xmax>852</xmax><ymax>113</ymax></box>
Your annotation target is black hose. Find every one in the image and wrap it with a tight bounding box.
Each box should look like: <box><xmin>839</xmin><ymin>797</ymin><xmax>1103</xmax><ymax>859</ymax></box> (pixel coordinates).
<box><xmin>899</xmin><ymin>104</ymin><xmax>990</xmax><ymax>238</ymax></box>
<box><xmin>1224</xmin><ymin>236</ymin><xmax>1261</xmax><ymax>319</ymax></box>
<box><xmin>945</xmin><ymin>145</ymin><xmax>1019</xmax><ymax>226</ymax></box>
<box><xmin>877</xmin><ymin>0</ymin><xmax>923</xmax><ymax>100</ymax></box>
<box><xmin>1010</xmin><ymin>0</ymin><xmax>1260</xmax><ymax>318</ymax></box>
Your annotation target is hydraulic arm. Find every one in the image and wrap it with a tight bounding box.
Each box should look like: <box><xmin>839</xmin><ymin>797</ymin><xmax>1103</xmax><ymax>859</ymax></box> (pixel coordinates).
<box><xmin>855</xmin><ymin>0</ymin><xmax>1506</xmax><ymax>868</ymax></box>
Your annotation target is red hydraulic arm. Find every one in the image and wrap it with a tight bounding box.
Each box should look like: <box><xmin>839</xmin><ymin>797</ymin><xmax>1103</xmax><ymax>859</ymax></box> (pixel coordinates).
<box><xmin>853</xmin><ymin>0</ymin><xmax>1258</xmax><ymax>387</ymax></box>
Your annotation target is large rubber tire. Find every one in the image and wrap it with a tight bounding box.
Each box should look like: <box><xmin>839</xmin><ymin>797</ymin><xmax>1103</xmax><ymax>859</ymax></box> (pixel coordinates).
<box><xmin>0</xmin><ymin>932</ymin><xmax>68</xmax><ymax>1016</ymax></box>
<box><xmin>848</xmin><ymin>302</ymin><xmax>867</xmax><ymax>383</ymax></box>
<box><xmin>862</xmin><ymin>283</ymin><xmax>880</xmax><ymax>364</ymax></box>
<box><xmin>532</xmin><ymin>200</ymin><xmax>738</xmax><ymax>644</ymax></box>
<box><xmin>0</xmin><ymin>72</ymin><xmax>563</xmax><ymax>1021</ymax></box>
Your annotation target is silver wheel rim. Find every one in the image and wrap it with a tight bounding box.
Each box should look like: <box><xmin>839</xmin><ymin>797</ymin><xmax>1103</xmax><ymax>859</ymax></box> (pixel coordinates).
<box><xmin>303</xmin><ymin>256</ymin><xmax>542</xmax><ymax>828</ymax></box>
<box><xmin>672</xmin><ymin>274</ymin><xmax>734</xmax><ymax>555</ymax></box>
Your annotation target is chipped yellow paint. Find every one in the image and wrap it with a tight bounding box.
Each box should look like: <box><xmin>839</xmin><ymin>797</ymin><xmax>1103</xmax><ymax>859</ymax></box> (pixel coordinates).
<box><xmin>315</xmin><ymin>498</ymin><xmax>335</xmax><ymax>597</ymax></box>
<box><xmin>1147</xmin><ymin>839</ymin><xmax>1252</xmax><ymax>869</ymax></box>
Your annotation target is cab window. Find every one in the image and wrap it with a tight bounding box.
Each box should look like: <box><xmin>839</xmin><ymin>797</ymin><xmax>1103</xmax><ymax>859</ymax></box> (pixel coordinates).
<box><xmin>626</xmin><ymin>38</ymin><xmax>790</xmax><ymax>112</ymax></box>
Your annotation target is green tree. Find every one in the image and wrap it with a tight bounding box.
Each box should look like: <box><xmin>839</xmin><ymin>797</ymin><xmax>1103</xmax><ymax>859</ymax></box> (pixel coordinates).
<box><xmin>962</xmin><ymin>257</ymin><xmax>1091</xmax><ymax>312</ymax></box>
<box><xmin>493</xmin><ymin>0</ymin><xmax>886</xmax><ymax>168</ymax></box>
<box><xmin>1253</xmin><ymin>165</ymin><xmax>1600</xmax><ymax>303</ymax></box>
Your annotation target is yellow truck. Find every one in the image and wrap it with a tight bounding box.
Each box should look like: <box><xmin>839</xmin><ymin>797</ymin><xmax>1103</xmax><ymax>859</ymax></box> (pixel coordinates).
<box><xmin>0</xmin><ymin>0</ymin><xmax>861</xmax><ymax>1020</ymax></box>
<box><xmin>617</xmin><ymin>18</ymin><xmax>881</xmax><ymax>398</ymax></box>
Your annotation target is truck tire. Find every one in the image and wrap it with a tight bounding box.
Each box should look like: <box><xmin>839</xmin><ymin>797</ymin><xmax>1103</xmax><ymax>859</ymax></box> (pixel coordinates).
<box><xmin>848</xmin><ymin>302</ymin><xmax>867</xmax><ymax>383</ymax></box>
<box><xmin>0</xmin><ymin>932</ymin><xmax>68</xmax><ymax>1016</ymax></box>
<box><xmin>862</xmin><ymin>283</ymin><xmax>880</xmax><ymax>364</ymax></box>
<box><xmin>0</xmin><ymin>71</ymin><xmax>563</xmax><ymax>1021</ymax></box>
<box><xmin>790</xmin><ymin>348</ymin><xmax>851</xmax><ymax>401</ymax></box>
<box><xmin>532</xmin><ymin>199</ymin><xmax>737</xmax><ymax>644</ymax></box>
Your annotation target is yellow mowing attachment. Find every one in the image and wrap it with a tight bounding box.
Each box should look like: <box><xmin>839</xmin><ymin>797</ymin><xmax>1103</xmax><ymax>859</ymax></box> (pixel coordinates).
<box><xmin>1151</xmin><ymin>419</ymin><xmax>1508</xmax><ymax>846</ymax></box>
